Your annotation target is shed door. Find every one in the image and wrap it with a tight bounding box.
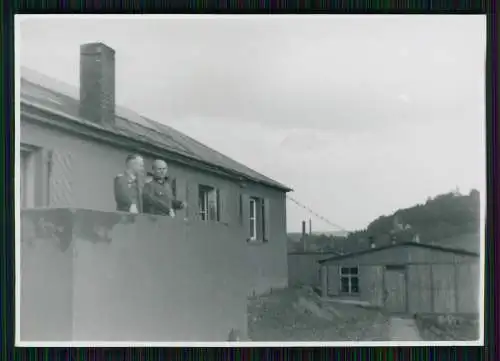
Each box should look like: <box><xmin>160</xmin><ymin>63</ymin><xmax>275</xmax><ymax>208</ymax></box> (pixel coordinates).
<box><xmin>383</xmin><ymin>267</ymin><xmax>407</xmax><ymax>313</ymax></box>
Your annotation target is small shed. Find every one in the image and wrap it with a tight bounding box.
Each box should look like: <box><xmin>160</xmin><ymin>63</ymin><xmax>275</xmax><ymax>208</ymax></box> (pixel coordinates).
<box><xmin>318</xmin><ymin>242</ymin><xmax>480</xmax><ymax>315</ymax></box>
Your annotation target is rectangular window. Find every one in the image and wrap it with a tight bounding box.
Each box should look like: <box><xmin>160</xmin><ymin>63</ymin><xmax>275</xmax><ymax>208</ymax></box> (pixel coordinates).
<box><xmin>248</xmin><ymin>196</ymin><xmax>268</xmax><ymax>241</ymax></box>
<box><xmin>198</xmin><ymin>185</ymin><xmax>220</xmax><ymax>222</ymax></box>
<box><xmin>20</xmin><ymin>144</ymin><xmax>39</xmax><ymax>209</ymax></box>
<box><xmin>340</xmin><ymin>266</ymin><xmax>360</xmax><ymax>294</ymax></box>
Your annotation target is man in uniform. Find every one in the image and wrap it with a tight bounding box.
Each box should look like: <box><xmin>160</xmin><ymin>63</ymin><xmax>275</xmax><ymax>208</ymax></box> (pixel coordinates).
<box><xmin>114</xmin><ymin>154</ymin><xmax>145</xmax><ymax>213</ymax></box>
<box><xmin>142</xmin><ymin>159</ymin><xmax>187</xmax><ymax>217</ymax></box>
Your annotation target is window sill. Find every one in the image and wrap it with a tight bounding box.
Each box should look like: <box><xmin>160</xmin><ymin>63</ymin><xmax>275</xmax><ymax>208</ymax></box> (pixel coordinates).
<box><xmin>246</xmin><ymin>238</ymin><xmax>268</xmax><ymax>245</ymax></box>
<box><xmin>338</xmin><ymin>292</ymin><xmax>360</xmax><ymax>298</ymax></box>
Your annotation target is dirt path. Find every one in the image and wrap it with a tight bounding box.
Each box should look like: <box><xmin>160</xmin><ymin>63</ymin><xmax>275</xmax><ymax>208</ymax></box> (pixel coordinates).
<box><xmin>389</xmin><ymin>317</ymin><xmax>423</xmax><ymax>341</ymax></box>
<box><xmin>248</xmin><ymin>287</ymin><xmax>391</xmax><ymax>341</ymax></box>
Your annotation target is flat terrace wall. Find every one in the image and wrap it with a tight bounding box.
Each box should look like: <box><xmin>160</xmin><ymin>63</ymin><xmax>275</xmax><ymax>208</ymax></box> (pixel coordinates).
<box><xmin>20</xmin><ymin>208</ymin><xmax>249</xmax><ymax>342</ymax></box>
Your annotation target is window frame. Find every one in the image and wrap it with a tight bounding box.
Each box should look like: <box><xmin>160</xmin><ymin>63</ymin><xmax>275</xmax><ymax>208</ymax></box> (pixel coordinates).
<box><xmin>20</xmin><ymin>144</ymin><xmax>41</xmax><ymax>209</ymax></box>
<box><xmin>247</xmin><ymin>196</ymin><xmax>269</xmax><ymax>243</ymax></box>
<box><xmin>249</xmin><ymin>198</ymin><xmax>257</xmax><ymax>240</ymax></box>
<box><xmin>198</xmin><ymin>184</ymin><xmax>220</xmax><ymax>222</ymax></box>
<box><xmin>339</xmin><ymin>266</ymin><xmax>360</xmax><ymax>295</ymax></box>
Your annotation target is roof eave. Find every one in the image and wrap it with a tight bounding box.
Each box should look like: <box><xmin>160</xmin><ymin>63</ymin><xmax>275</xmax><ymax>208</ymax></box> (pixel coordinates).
<box><xmin>317</xmin><ymin>242</ymin><xmax>479</xmax><ymax>264</ymax></box>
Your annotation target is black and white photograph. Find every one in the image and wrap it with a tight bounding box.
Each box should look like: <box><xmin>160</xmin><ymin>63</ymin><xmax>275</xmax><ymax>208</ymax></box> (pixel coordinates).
<box><xmin>15</xmin><ymin>15</ymin><xmax>485</xmax><ymax>346</ymax></box>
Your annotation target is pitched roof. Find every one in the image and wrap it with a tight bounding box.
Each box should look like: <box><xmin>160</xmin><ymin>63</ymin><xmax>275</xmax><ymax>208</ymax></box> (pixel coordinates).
<box><xmin>20</xmin><ymin>67</ymin><xmax>292</xmax><ymax>192</ymax></box>
<box><xmin>432</xmin><ymin>232</ymin><xmax>480</xmax><ymax>254</ymax></box>
<box><xmin>318</xmin><ymin>241</ymin><xmax>479</xmax><ymax>265</ymax></box>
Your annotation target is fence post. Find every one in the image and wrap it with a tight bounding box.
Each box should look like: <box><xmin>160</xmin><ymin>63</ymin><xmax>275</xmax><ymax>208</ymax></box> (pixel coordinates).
<box><xmin>430</xmin><ymin>265</ymin><xmax>434</xmax><ymax>313</ymax></box>
<box><xmin>454</xmin><ymin>263</ymin><xmax>459</xmax><ymax>313</ymax></box>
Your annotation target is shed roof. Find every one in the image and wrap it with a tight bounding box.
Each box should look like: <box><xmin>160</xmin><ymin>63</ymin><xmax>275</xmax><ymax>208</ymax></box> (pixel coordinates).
<box><xmin>288</xmin><ymin>251</ymin><xmax>343</xmax><ymax>256</ymax></box>
<box><xmin>318</xmin><ymin>241</ymin><xmax>479</xmax><ymax>265</ymax></box>
<box><xmin>432</xmin><ymin>233</ymin><xmax>480</xmax><ymax>254</ymax></box>
<box><xmin>20</xmin><ymin>67</ymin><xmax>292</xmax><ymax>192</ymax></box>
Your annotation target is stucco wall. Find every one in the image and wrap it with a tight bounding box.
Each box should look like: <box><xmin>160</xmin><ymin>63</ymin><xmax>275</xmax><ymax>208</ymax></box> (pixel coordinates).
<box><xmin>20</xmin><ymin>208</ymin><xmax>249</xmax><ymax>342</ymax></box>
<box><xmin>20</xmin><ymin>210</ymin><xmax>74</xmax><ymax>341</ymax></box>
<box><xmin>21</xmin><ymin>118</ymin><xmax>289</xmax><ymax>296</ymax></box>
<box><xmin>245</xmin><ymin>189</ymin><xmax>288</xmax><ymax>295</ymax></box>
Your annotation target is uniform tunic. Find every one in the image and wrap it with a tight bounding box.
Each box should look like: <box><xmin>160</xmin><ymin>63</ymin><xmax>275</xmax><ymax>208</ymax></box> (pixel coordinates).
<box><xmin>142</xmin><ymin>176</ymin><xmax>183</xmax><ymax>216</ymax></box>
<box><xmin>114</xmin><ymin>172</ymin><xmax>142</xmax><ymax>212</ymax></box>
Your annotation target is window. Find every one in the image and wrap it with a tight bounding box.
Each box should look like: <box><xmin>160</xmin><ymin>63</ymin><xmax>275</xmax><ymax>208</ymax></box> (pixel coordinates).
<box><xmin>249</xmin><ymin>198</ymin><xmax>257</xmax><ymax>240</ymax></box>
<box><xmin>198</xmin><ymin>185</ymin><xmax>220</xmax><ymax>222</ymax></box>
<box><xmin>20</xmin><ymin>145</ymin><xmax>39</xmax><ymax>209</ymax></box>
<box><xmin>340</xmin><ymin>266</ymin><xmax>359</xmax><ymax>294</ymax></box>
<box><xmin>248</xmin><ymin>196</ymin><xmax>268</xmax><ymax>242</ymax></box>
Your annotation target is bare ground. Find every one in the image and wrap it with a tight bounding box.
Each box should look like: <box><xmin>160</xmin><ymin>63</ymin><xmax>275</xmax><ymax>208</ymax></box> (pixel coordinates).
<box><xmin>414</xmin><ymin>314</ymin><xmax>480</xmax><ymax>341</ymax></box>
<box><xmin>248</xmin><ymin>286</ymin><xmax>390</xmax><ymax>341</ymax></box>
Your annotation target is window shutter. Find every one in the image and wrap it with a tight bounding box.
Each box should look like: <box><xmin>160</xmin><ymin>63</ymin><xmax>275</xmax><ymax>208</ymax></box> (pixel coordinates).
<box><xmin>32</xmin><ymin>148</ymin><xmax>56</xmax><ymax>207</ymax></box>
<box><xmin>49</xmin><ymin>150</ymin><xmax>74</xmax><ymax>207</ymax></box>
<box><xmin>239</xmin><ymin>193</ymin><xmax>243</xmax><ymax>225</ymax></box>
<box><xmin>241</xmin><ymin>193</ymin><xmax>251</xmax><ymax>240</ymax></box>
<box><xmin>218</xmin><ymin>189</ymin><xmax>231</xmax><ymax>225</ymax></box>
<box><xmin>184</xmin><ymin>180</ymin><xmax>191</xmax><ymax>219</ymax></box>
<box><xmin>263</xmin><ymin>198</ymin><xmax>271</xmax><ymax>242</ymax></box>
<box><xmin>171</xmin><ymin>178</ymin><xmax>177</xmax><ymax>198</ymax></box>
<box><xmin>216</xmin><ymin>189</ymin><xmax>221</xmax><ymax>222</ymax></box>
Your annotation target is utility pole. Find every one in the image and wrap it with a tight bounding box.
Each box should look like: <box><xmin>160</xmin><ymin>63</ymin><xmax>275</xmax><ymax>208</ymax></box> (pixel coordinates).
<box><xmin>301</xmin><ymin>220</ymin><xmax>307</xmax><ymax>252</ymax></box>
<box><xmin>309</xmin><ymin>218</ymin><xmax>312</xmax><ymax>235</ymax></box>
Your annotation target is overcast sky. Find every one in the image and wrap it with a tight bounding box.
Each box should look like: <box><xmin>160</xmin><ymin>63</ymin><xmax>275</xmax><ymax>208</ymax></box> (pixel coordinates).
<box><xmin>18</xmin><ymin>15</ymin><xmax>486</xmax><ymax>232</ymax></box>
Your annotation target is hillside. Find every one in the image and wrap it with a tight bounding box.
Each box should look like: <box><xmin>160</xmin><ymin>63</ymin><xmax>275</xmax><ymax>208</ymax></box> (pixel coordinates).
<box><xmin>288</xmin><ymin>189</ymin><xmax>481</xmax><ymax>254</ymax></box>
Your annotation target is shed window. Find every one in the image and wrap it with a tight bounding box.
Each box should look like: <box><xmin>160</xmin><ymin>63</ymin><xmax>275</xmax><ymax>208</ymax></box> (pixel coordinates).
<box><xmin>340</xmin><ymin>266</ymin><xmax>359</xmax><ymax>294</ymax></box>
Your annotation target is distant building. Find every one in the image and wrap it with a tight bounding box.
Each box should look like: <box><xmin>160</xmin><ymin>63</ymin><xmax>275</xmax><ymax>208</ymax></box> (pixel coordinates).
<box><xmin>311</xmin><ymin>230</ymin><xmax>350</xmax><ymax>238</ymax></box>
<box><xmin>318</xmin><ymin>242</ymin><xmax>479</xmax><ymax>315</ymax></box>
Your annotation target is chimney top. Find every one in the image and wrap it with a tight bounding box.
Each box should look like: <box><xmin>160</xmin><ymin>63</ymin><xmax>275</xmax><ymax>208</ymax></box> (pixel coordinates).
<box><xmin>80</xmin><ymin>42</ymin><xmax>116</xmax><ymax>55</ymax></box>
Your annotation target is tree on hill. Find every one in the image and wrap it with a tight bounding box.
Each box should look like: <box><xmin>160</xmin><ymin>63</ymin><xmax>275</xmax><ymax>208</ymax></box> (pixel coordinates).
<box><xmin>289</xmin><ymin>189</ymin><xmax>481</xmax><ymax>253</ymax></box>
<box><xmin>363</xmin><ymin>189</ymin><xmax>480</xmax><ymax>246</ymax></box>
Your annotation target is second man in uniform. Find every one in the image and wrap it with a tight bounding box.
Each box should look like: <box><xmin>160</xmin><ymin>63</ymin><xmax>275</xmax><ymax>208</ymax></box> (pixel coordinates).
<box><xmin>143</xmin><ymin>159</ymin><xmax>187</xmax><ymax>217</ymax></box>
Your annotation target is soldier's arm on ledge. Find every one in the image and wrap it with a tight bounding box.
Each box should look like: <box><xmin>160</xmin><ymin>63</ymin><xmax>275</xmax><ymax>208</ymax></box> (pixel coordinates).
<box><xmin>172</xmin><ymin>199</ymin><xmax>185</xmax><ymax>210</ymax></box>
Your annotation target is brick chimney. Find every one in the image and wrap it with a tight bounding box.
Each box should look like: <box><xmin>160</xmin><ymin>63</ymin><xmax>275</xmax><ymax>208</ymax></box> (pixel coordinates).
<box><xmin>79</xmin><ymin>42</ymin><xmax>116</xmax><ymax>127</ymax></box>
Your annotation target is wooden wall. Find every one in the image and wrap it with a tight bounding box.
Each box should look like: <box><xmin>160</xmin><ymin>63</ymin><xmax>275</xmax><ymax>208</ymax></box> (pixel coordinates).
<box><xmin>408</xmin><ymin>263</ymin><xmax>479</xmax><ymax>314</ymax></box>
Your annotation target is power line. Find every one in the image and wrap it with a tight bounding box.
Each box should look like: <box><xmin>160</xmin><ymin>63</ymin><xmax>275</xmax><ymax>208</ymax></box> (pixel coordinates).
<box><xmin>286</xmin><ymin>195</ymin><xmax>349</xmax><ymax>232</ymax></box>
